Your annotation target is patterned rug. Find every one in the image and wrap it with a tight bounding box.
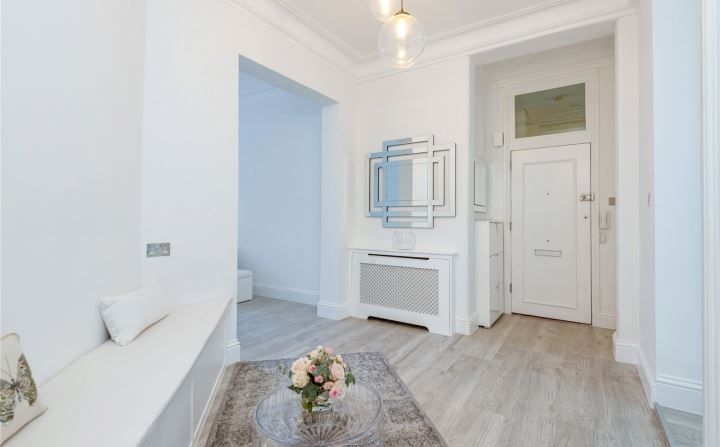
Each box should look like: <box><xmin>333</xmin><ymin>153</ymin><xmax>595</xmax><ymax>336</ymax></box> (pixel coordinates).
<box><xmin>204</xmin><ymin>352</ymin><xmax>447</xmax><ymax>446</ymax></box>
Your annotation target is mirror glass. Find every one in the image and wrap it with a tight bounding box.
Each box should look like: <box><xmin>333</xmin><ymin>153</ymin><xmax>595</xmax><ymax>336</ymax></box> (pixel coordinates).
<box><xmin>382</xmin><ymin>160</ymin><xmax>429</xmax><ymax>205</ymax></box>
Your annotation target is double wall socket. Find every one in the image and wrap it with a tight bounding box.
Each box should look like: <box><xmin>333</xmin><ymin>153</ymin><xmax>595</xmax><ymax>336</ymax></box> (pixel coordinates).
<box><xmin>146</xmin><ymin>242</ymin><xmax>171</xmax><ymax>257</ymax></box>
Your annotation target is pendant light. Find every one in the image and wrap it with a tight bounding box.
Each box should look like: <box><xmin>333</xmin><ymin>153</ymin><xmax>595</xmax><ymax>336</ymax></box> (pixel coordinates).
<box><xmin>370</xmin><ymin>0</ymin><xmax>401</xmax><ymax>22</ymax></box>
<box><xmin>377</xmin><ymin>0</ymin><xmax>426</xmax><ymax>69</ymax></box>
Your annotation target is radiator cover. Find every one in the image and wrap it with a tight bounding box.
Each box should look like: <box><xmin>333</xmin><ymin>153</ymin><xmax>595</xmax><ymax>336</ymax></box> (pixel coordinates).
<box><xmin>350</xmin><ymin>250</ymin><xmax>453</xmax><ymax>336</ymax></box>
<box><xmin>359</xmin><ymin>263</ymin><xmax>440</xmax><ymax>316</ymax></box>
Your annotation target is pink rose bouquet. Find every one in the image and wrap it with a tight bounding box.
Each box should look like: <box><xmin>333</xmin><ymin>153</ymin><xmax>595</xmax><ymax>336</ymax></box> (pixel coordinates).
<box><xmin>284</xmin><ymin>346</ymin><xmax>356</xmax><ymax>412</ymax></box>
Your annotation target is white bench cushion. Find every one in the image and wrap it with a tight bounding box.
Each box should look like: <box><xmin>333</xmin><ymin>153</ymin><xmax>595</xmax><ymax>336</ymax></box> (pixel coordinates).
<box><xmin>5</xmin><ymin>297</ymin><xmax>231</xmax><ymax>447</ymax></box>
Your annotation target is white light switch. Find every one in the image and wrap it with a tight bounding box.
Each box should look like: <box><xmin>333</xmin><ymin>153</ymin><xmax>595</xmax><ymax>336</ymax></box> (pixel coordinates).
<box><xmin>493</xmin><ymin>132</ymin><xmax>504</xmax><ymax>147</ymax></box>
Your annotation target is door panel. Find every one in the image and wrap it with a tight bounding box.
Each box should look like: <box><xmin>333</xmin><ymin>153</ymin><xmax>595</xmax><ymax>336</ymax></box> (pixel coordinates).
<box><xmin>511</xmin><ymin>144</ymin><xmax>592</xmax><ymax>323</ymax></box>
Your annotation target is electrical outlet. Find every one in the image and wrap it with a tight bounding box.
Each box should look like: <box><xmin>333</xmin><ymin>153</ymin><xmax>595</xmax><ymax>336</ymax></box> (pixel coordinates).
<box><xmin>146</xmin><ymin>242</ymin><xmax>171</xmax><ymax>257</ymax></box>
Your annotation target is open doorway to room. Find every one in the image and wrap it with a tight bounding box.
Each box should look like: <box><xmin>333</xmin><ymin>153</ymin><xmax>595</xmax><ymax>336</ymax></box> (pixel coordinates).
<box><xmin>236</xmin><ymin>59</ymin><xmax>335</xmax><ymax>311</ymax></box>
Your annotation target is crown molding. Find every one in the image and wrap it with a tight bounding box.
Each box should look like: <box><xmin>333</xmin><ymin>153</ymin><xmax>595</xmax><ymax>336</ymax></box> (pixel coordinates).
<box><xmin>224</xmin><ymin>0</ymin><xmax>356</xmax><ymax>79</ymax></box>
<box><xmin>274</xmin><ymin>0</ymin><xmax>368</xmax><ymax>62</ymax></box>
<box><xmin>356</xmin><ymin>0</ymin><xmax>634</xmax><ymax>81</ymax></box>
<box><xmin>228</xmin><ymin>0</ymin><xmax>635</xmax><ymax>82</ymax></box>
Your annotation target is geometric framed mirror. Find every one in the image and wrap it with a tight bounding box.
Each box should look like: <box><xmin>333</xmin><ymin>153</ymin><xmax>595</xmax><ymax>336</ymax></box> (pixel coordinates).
<box><xmin>366</xmin><ymin>135</ymin><xmax>456</xmax><ymax>228</ymax></box>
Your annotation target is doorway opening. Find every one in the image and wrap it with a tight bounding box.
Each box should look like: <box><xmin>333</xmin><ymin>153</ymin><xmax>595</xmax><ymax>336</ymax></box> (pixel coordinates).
<box><xmin>472</xmin><ymin>37</ymin><xmax>617</xmax><ymax>329</ymax></box>
<box><xmin>237</xmin><ymin>58</ymin><xmax>335</xmax><ymax>308</ymax></box>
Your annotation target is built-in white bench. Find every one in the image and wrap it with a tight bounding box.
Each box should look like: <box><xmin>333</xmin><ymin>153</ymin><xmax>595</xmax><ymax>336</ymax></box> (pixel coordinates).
<box><xmin>6</xmin><ymin>297</ymin><xmax>234</xmax><ymax>447</ymax></box>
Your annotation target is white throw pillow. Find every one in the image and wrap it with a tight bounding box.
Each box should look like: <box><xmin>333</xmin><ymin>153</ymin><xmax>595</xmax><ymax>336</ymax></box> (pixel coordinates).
<box><xmin>0</xmin><ymin>333</ymin><xmax>47</xmax><ymax>444</ymax></box>
<box><xmin>100</xmin><ymin>282</ymin><xmax>171</xmax><ymax>345</ymax></box>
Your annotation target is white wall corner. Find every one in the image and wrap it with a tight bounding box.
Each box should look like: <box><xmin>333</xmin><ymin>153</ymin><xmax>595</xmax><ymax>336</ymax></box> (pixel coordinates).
<box><xmin>316</xmin><ymin>301</ymin><xmax>351</xmax><ymax>320</ymax></box>
<box><xmin>225</xmin><ymin>339</ymin><xmax>241</xmax><ymax>365</ymax></box>
<box><xmin>637</xmin><ymin>346</ymin><xmax>656</xmax><ymax>407</ymax></box>
<box><xmin>612</xmin><ymin>332</ymin><xmax>638</xmax><ymax>364</ymax></box>
<box><xmin>254</xmin><ymin>283</ymin><xmax>320</xmax><ymax>306</ymax></box>
<box><xmin>455</xmin><ymin>313</ymin><xmax>480</xmax><ymax>335</ymax></box>
<box><xmin>655</xmin><ymin>374</ymin><xmax>704</xmax><ymax>416</ymax></box>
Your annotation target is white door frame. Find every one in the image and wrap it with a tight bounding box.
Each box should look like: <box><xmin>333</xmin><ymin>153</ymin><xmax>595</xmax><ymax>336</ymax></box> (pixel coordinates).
<box><xmin>496</xmin><ymin>63</ymin><xmax>611</xmax><ymax>328</ymax></box>
<box><xmin>702</xmin><ymin>0</ymin><xmax>719</xmax><ymax>443</ymax></box>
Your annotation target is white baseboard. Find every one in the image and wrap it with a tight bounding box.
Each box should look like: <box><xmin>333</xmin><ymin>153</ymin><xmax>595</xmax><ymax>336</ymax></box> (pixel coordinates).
<box><xmin>254</xmin><ymin>282</ymin><xmax>319</xmax><ymax>305</ymax></box>
<box><xmin>192</xmin><ymin>357</ymin><xmax>228</xmax><ymax>445</ymax></box>
<box><xmin>594</xmin><ymin>312</ymin><xmax>616</xmax><ymax>330</ymax></box>
<box><xmin>613</xmin><ymin>332</ymin><xmax>638</xmax><ymax>364</ymax></box>
<box><xmin>455</xmin><ymin>313</ymin><xmax>480</xmax><ymax>335</ymax></box>
<box><xmin>316</xmin><ymin>301</ymin><xmax>351</xmax><ymax>320</ymax></box>
<box><xmin>637</xmin><ymin>347</ymin><xmax>656</xmax><ymax>407</ymax></box>
<box><xmin>225</xmin><ymin>338</ymin><xmax>241</xmax><ymax>365</ymax></box>
<box><xmin>655</xmin><ymin>374</ymin><xmax>704</xmax><ymax>416</ymax></box>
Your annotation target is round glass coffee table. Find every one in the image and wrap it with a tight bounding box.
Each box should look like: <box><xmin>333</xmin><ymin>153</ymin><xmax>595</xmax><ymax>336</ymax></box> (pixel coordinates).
<box><xmin>253</xmin><ymin>384</ymin><xmax>384</xmax><ymax>446</ymax></box>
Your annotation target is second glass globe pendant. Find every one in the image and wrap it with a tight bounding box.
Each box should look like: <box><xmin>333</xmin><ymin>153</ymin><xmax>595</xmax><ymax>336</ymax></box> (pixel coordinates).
<box><xmin>377</xmin><ymin>0</ymin><xmax>426</xmax><ymax>69</ymax></box>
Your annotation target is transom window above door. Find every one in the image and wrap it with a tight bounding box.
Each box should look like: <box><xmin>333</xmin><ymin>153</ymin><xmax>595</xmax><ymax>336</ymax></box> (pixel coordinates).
<box><xmin>514</xmin><ymin>83</ymin><xmax>587</xmax><ymax>139</ymax></box>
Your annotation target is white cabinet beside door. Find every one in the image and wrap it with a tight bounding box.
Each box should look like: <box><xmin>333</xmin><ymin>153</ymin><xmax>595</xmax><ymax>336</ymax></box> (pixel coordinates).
<box><xmin>475</xmin><ymin>221</ymin><xmax>504</xmax><ymax>328</ymax></box>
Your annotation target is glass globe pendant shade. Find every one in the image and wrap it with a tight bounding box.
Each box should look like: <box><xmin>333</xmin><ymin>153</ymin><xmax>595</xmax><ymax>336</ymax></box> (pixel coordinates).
<box><xmin>370</xmin><ymin>0</ymin><xmax>401</xmax><ymax>22</ymax></box>
<box><xmin>378</xmin><ymin>11</ymin><xmax>426</xmax><ymax>69</ymax></box>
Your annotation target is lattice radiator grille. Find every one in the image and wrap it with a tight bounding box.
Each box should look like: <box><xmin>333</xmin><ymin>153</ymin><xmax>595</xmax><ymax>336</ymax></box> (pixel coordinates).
<box><xmin>359</xmin><ymin>263</ymin><xmax>440</xmax><ymax>316</ymax></box>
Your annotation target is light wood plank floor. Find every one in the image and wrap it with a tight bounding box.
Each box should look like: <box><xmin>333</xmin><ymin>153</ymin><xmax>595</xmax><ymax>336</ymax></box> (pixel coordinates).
<box><xmin>202</xmin><ymin>297</ymin><xmax>669</xmax><ymax>447</ymax></box>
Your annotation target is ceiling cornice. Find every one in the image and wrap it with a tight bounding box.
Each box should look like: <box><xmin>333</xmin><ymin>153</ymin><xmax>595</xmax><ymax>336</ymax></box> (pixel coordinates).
<box><xmin>355</xmin><ymin>0</ymin><xmax>635</xmax><ymax>80</ymax></box>
<box><xmin>273</xmin><ymin>0</ymin><xmax>368</xmax><ymax>62</ymax></box>
<box><xmin>225</xmin><ymin>0</ymin><xmax>357</xmax><ymax>79</ymax></box>
<box><xmin>227</xmin><ymin>0</ymin><xmax>636</xmax><ymax>82</ymax></box>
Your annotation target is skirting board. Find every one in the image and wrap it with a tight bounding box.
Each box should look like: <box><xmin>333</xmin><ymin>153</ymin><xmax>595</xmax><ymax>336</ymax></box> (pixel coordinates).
<box><xmin>637</xmin><ymin>347</ymin><xmax>657</xmax><ymax>407</ymax></box>
<box><xmin>613</xmin><ymin>333</ymin><xmax>639</xmax><ymax>364</ymax></box>
<box><xmin>594</xmin><ymin>312</ymin><xmax>617</xmax><ymax>330</ymax></box>
<box><xmin>317</xmin><ymin>301</ymin><xmax>351</xmax><ymax>320</ymax></box>
<box><xmin>192</xmin><ymin>355</ymin><xmax>229</xmax><ymax>444</ymax></box>
<box><xmin>655</xmin><ymin>374</ymin><xmax>704</xmax><ymax>416</ymax></box>
<box><xmin>614</xmin><ymin>334</ymin><xmax>703</xmax><ymax>415</ymax></box>
<box><xmin>455</xmin><ymin>313</ymin><xmax>480</xmax><ymax>335</ymax></box>
<box><xmin>254</xmin><ymin>283</ymin><xmax>319</xmax><ymax>306</ymax></box>
<box><xmin>225</xmin><ymin>339</ymin><xmax>241</xmax><ymax>365</ymax></box>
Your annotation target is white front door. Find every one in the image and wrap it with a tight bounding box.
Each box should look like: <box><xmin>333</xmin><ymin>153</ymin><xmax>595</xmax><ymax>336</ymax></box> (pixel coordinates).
<box><xmin>511</xmin><ymin>143</ymin><xmax>592</xmax><ymax>324</ymax></box>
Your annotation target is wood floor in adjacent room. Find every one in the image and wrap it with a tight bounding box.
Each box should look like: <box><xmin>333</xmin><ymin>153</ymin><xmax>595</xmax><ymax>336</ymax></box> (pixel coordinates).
<box><xmin>206</xmin><ymin>297</ymin><xmax>669</xmax><ymax>447</ymax></box>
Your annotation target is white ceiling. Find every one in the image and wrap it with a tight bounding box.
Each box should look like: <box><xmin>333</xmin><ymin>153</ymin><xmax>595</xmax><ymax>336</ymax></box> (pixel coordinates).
<box><xmin>275</xmin><ymin>0</ymin><xmax>575</xmax><ymax>59</ymax></box>
<box><xmin>239</xmin><ymin>72</ymin><xmax>275</xmax><ymax>96</ymax></box>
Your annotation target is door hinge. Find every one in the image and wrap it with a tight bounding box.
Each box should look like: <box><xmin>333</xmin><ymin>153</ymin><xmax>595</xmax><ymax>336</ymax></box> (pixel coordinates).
<box><xmin>580</xmin><ymin>193</ymin><xmax>595</xmax><ymax>202</ymax></box>
<box><xmin>509</xmin><ymin>221</ymin><xmax>512</xmax><ymax>231</ymax></box>
<box><xmin>509</xmin><ymin>283</ymin><xmax>512</xmax><ymax>293</ymax></box>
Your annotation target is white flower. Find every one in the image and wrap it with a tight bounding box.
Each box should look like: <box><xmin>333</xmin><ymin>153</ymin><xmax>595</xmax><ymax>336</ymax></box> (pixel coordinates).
<box><xmin>309</xmin><ymin>349</ymin><xmax>320</xmax><ymax>360</ymax></box>
<box><xmin>292</xmin><ymin>371</ymin><xmax>310</xmax><ymax>388</ymax></box>
<box><xmin>291</xmin><ymin>357</ymin><xmax>311</xmax><ymax>374</ymax></box>
<box><xmin>330</xmin><ymin>362</ymin><xmax>345</xmax><ymax>382</ymax></box>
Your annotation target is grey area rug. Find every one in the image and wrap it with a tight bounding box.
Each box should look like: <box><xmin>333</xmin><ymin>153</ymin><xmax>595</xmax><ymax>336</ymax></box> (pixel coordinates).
<box><xmin>205</xmin><ymin>352</ymin><xmax>447</xmax><ymax>446</ymax></box>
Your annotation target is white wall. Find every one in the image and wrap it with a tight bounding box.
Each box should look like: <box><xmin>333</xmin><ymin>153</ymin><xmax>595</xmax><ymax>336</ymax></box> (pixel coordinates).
<box><xmin>651</xmin><ymin>0</ymin><xmax>704</xmax><ymax>415</ymax></box>
<box><xmin>631</xmin><ymin>0</ymin><xmax>656</xmax><ymax>399</ymax></box>
<box><xmin>480</xmin><ymin>38</ymin><xmax>618</xmax><ymax>328</ymax></box>
<box><xmin>614</xmin><ymin>15</ymin><xmax>643</xmax><ymax>368</ymax></box>
<box><xmin>140</xmin><ymin>0</ymin><xmax>356</xmax><ymax>341</ymax></box>
<box><xmin>618</xmin><ymin>0</ymin><xmax>705</xmax><ymax>415</ymax></box>
<box><xmin>238</xmin><ymin>93</ymin><xmax>322</xmax><ymax>303</ymax></box>
<box><xmin>353</xmin><ymin>57</ymin><xmax>475</xmax><ymax>332</ymax></box>
<box><xmin>1</xmin><ymin>0</ymin><xmax>145</xmax><ymax>383</ymax></box>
